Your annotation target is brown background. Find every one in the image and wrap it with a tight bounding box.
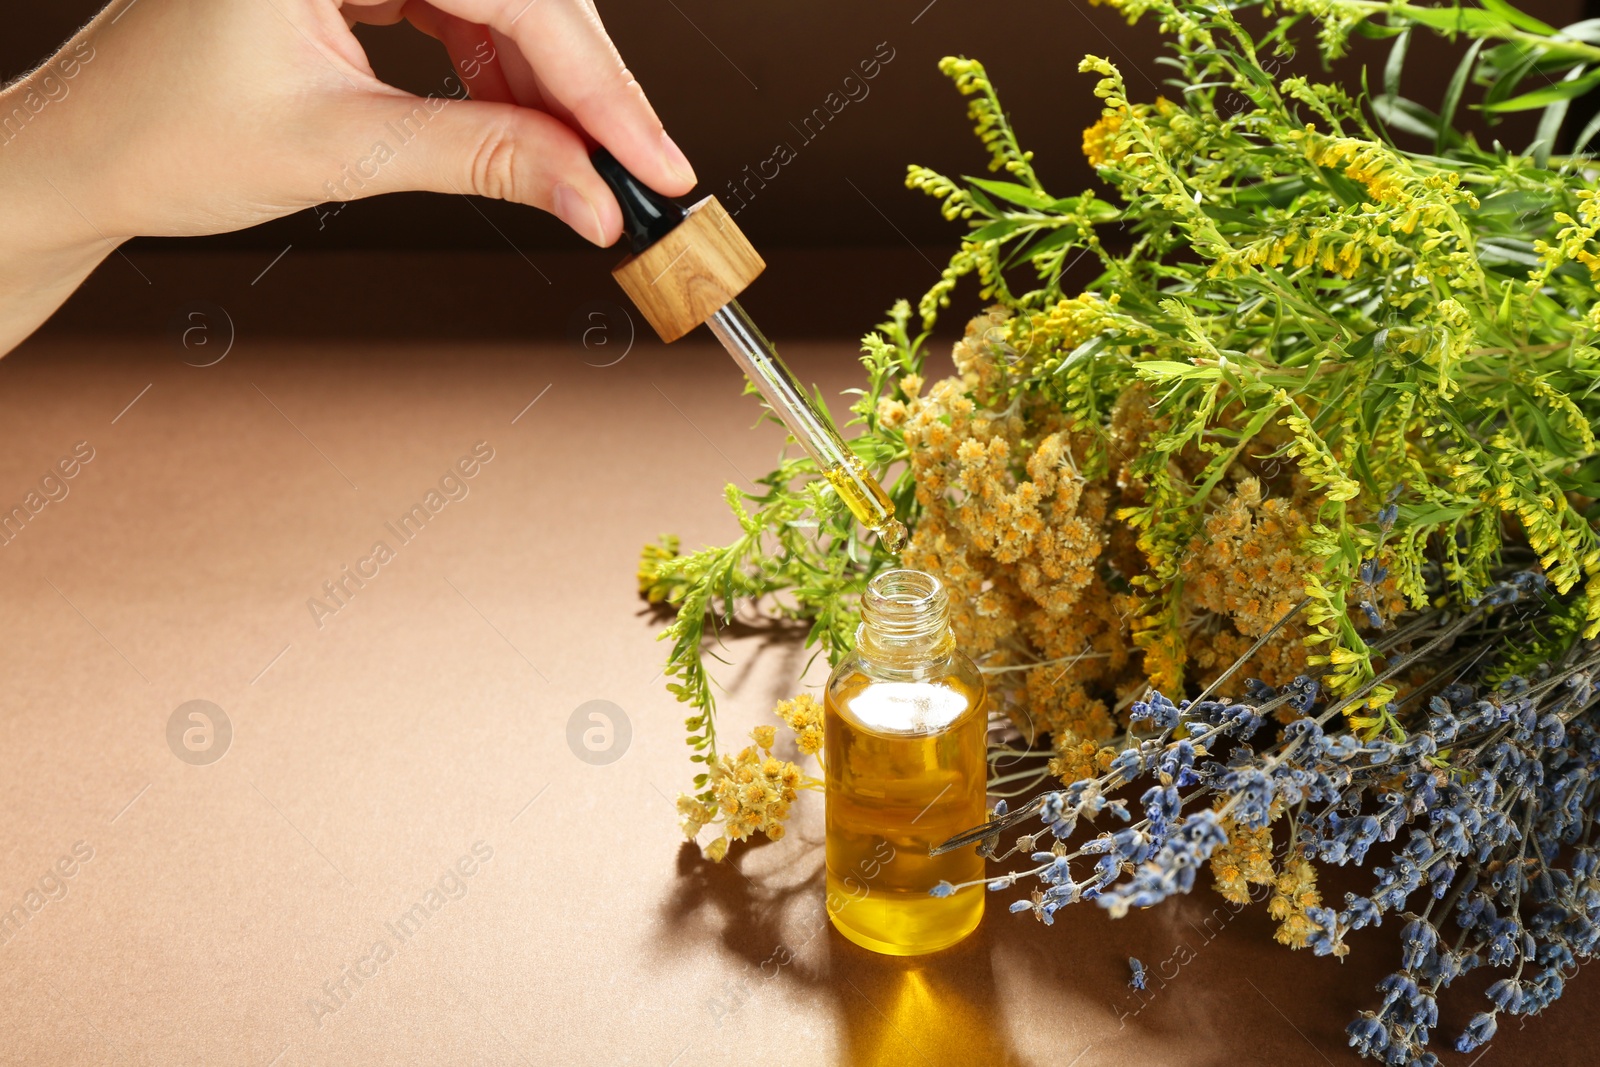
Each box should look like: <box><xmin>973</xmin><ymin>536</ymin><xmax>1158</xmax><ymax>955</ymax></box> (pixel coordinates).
<box><xmin>4</xmin><ymin>0</ymin><xmax>1599</xmax><ymax>1064</ymax></box>
<box><xmin>8</xmin><ymin>0</ymin><xmax>1589</xmax><ymax>340</ymax></box>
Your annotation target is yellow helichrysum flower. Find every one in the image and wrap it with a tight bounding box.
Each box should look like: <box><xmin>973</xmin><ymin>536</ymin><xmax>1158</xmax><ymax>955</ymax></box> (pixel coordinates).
<box><xmin>677</xmin><ymin>707</ymin><xmax>823</xmax><ymax>862</ymax></box>
<box><xmin>1269</xmin><ymin>854</ymin><xmax>1326</xmax><ymax>951</ymax></box>
<box><xmin>775</xmin><ymin>693</ymin><xmax>824</xmax><ymax>755</ymax></box>
<box><xmin>1210</xmin><ymin>817</ymin><xmax>1276</xmax><ymax>904</ymax></box>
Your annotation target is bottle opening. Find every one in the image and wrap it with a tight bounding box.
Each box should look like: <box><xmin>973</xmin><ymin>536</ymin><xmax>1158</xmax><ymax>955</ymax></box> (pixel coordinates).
<box><xmin>862</xmin><ymin>569</ymin><xmax>951</xmax><ymax>644</ymax></box>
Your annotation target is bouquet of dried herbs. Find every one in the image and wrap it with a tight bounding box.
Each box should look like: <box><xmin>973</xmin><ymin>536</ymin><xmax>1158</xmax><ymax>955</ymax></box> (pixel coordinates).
<box><xmin>642</xmin><ymin>0</ymin><xmax>1600</xmax><ymax>1058</ymax></box>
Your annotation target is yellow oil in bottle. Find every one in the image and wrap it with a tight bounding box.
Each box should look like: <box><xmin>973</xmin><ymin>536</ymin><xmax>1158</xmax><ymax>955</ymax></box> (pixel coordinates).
<box><xmin>824</xmin><ymin>460</ymin><xmax>908</xmax><ymax>554</ymax></box>
<box><xmin>824</xmin><ymin>570</ymin><xmax>987</xmax><ymax>955</ymax></box>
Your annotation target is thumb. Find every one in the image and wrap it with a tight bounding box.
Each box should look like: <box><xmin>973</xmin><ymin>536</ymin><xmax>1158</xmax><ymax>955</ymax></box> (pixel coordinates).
<box><xmin>324</xmin><ymin>92</ymin><xmax>624</xmax><ymax>246</ymax></box>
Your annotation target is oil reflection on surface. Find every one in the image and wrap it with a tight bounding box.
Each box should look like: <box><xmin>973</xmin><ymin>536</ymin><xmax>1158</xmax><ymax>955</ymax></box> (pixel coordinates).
<box><xmin>837</xmin><ymin>956</ymin><xmax>1015</xmax><ymax>1067</ymax></box>
<box><xmin>660</xmin><ymin>837</ymin><xmax>1041</xmax><ymax>1067</ymax></box>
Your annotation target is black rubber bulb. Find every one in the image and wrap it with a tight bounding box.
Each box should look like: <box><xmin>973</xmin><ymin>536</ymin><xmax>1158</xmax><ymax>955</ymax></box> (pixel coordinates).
<box><xmin>591</xmin><ymin>148</ymin><xmax>688</xmax><ymax>254</ymax></box>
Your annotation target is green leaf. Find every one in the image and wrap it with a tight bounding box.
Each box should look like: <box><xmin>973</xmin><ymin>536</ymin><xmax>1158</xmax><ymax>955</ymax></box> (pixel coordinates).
<box><xmin>1054</xmin><ymin>333</ymin><xmax>1110</xmax><ymax>374</ymax></box>
<box><xmin>1372</xmin><ymin>96</ymin><xmax>1462</xmax><ymax>147</ymax></box>
<box><xmin>1520</xmin><ymin>62</ymin><xmax>1591</xmax><ymax>164</ymax></box>
<box><xmin>1080</xmin><ymin>198</ymin><xmax>1119</xmax><ymax>221</ymax></box>
<box><xmin>967</xmin><ymin>218</ymin><xmax>1029</xmax><ymax>242</ymax></box>
<box><xmin>964</xmin><ymin>185</ymin><xmax>1000</xmax><ymax>217</ymax></box>
<box><xmin>1354</xmin><ymin>19</ymin><xmax>1411</xmax><ymax>39</ymax></box>
<box><xmin>1573</xmin><ymin>103</ymin><xmax>1600</xmax><ymax>154</ymax></box>
<box><xmin>1343</xmin><ymin>328</ymin><xmax>1384</xmax><ymax>359</ymax></box>
<box><xmin>1438</xmin><ymin>39</ymin><xmax>1485</xmax><ymax>152</ymax></box>
<box><xmin>1482</xmin><ymin>47</ymin><xmax>1542</xmax><ymax>112</ymax></box>
<box><xmin>1400</xmin><ymin>502</ymin><xmax>1472</xmax><ymax>526</ymax></box>
<box><xmin>1233</xmin><ymin>177</ymin><xmax>1309</xmax><ymax>208</ymax></box>
<box><xmin>1481</xmin><ymin>40</ymin><xmax>1532</xmax><ymax>74</ymax></box>
<box><xmin>1471</xmin><ymin>189</ymin><xmax>1559</xmax><ymax>217</ymax></box>
<box><xmin>1391</xmin><ymin>5</ymin><xmax>1515</xmax><ymax>35</ymax></box>
<box><xmin>1384</xmin><ymin>28</ymin><xmax>1411</xmax><ymax>101</ymax></box>
<box><xmin>1478</xmin><ymin>0</ymin><xmax>1556</xmax><ymax>35</ymax></box>
<box><xmin>1134</xmin><ymin>360</ymin><xmax>1221</xmax><ymax>382</ymax></box>
<box><xmin>1483</xmin><ymin>65</ymin><xmax>1600</xmax><ymax>112</ymax></box>
<box><xmin>964</xmin><ymin>177</ymin><xmax>1055</xmax><ymax>211</ymax></box>
<box><xmin>1530</xmin><ymin>94</ymin><xmax>1573</xmax><ymax>167</ymax></box>
<box><xmin>1477</xmin><ymin>236</ymin><xmax>1546</xmax><ymax>267</ymax></box>
<box><xmin>1558</xmin><ymin>17</ymin><xmax>1600</xmax><ymax>46</ymax></box>
<box><xmin>1023</xmin><ymin>227</ymin><xmax>1080</xmax><ymax>258</ymax></box>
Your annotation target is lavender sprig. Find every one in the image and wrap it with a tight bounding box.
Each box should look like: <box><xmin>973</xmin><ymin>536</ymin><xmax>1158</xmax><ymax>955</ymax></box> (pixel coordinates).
<box><xmin>933</xmin><ymin>573</ymin><xmax>1600</xmax><ymax>1061</ymax></box>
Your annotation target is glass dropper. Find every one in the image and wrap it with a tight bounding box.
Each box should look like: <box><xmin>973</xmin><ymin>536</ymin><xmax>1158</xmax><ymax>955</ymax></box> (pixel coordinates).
<box><xmin>592</xmin><ymin>149</ymin><xmax>906</xmax><ymax>554</ymax></box>
<box><xmin>706</xmin><ymin>300</ymin><xmax>907</xmax><ymax>553</ymax></box>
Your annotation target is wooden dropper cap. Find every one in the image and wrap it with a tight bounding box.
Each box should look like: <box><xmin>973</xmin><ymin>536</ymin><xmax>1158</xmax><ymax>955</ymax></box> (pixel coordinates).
<box><xmin>593</xmin><ymin>149</ymin><xmax>764</xmax><ymax>343</ymax></box>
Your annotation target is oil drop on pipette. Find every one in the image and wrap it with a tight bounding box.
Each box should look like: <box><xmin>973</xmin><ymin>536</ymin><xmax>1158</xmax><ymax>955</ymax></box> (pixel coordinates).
<box><xmin>824</xmin><ymin>459</ymin><xmax>908</xmax><ymax>554</ymax></box>
<box><xmin>708</xmin><ymin>301</ymin><xmax>907</xmax><ymax>554</ymax></box>
<box><xmin>592</xmin><ymin>150</ymin><xmax>906</xmax><ymax>553</ymax></box>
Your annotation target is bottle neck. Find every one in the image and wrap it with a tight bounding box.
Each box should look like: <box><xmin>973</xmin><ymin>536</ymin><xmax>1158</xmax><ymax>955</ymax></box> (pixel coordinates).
<box><xmin>856</xmin><ymin>569</ymin><xmax>956</xmax><ymax>676</ymax></box>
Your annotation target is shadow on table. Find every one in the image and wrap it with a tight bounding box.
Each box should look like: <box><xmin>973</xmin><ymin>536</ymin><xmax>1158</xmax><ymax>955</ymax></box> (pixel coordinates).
<box><xmin>657</xmin><ymin>834</ymin><xmax>1367</xmax><ymax>1067</ymax></box>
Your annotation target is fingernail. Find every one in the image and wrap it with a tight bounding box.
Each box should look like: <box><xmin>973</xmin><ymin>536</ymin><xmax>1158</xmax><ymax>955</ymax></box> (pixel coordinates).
<box><xmin>552</xmin><ymin>183</ymin><xmax>604</xmax><ymax>245</ymax></box>
<box><xmin>660</xmin><ymin>131</ymin><xmax>697</xmax><ymax>186</ymax></box>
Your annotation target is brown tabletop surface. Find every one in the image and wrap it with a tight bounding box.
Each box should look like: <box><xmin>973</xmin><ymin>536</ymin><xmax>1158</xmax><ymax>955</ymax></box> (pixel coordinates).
<box><xmin>1</xmin><ymin>333</ymin><xmax>1594</xmax><ymax>1067</ymax></box>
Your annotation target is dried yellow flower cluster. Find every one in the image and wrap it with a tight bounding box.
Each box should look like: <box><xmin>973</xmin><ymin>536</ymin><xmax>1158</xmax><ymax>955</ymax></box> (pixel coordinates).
<box><xmin>1268</xmin><ymin>852</ymin><xmax>1326</xmax><ymax>951</ymax></box>
<box><xmin>677</xmin><ymin>722</ymin><xmax>819</xmax><ymax>862</ymax></box>
<box><xmin>1181</xmin><ymin>477</ymin><xmax>1315</xmax><ymax>686</ymax></box>
<box><xmin>896</xmin><ymin>310</ymin><xmax>1330</xmax><ymax>778</ymax></box>
<box><xmin>898</xmin><ymin>313</ymin><xmax>1138</xmax><ymax>775</ymax></box>
<box><xmin>1209</xmin><ymin>816</ymin><xmax>1276</xmax><ymax>904</ymax></box>
<box><xmin>774</xmin><ymin>693</ymin><xmax>824</xmax><ymax>756</ymax></box>
<box><xmin>1209</xmin><ymin>816</ymin><xmax>1326</xmax><ymax>949</ymax></box>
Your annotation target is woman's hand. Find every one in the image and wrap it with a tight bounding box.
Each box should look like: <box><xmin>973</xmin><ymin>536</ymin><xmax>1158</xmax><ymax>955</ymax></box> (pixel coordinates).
<box><xmin>0</xmin><ymin>0</ymin><xmax>697</xmax><ymax>351</ymax></box>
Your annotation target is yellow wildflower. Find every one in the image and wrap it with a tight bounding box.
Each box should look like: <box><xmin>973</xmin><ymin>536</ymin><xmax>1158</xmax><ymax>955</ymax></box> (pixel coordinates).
<box><xmin>1082</xmin><ymin>111</ymin><xmax>1124</xmax><ymax>167</ymax></box>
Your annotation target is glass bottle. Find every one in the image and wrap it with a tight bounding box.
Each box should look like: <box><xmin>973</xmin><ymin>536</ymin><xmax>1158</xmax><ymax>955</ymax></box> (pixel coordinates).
<box><xmin>824</xmin><ymin>568</ymin><xmax>987</xmax><ymax>955</ymax></box>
